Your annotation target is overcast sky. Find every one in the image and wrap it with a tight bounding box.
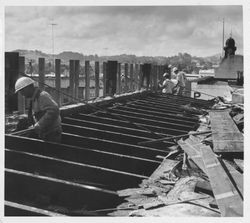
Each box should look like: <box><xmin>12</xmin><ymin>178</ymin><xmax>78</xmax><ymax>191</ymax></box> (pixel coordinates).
<box><xmin>5</xmin><ymin>5</ymin><xmax>243</xmax><ymax>57</ymax></box>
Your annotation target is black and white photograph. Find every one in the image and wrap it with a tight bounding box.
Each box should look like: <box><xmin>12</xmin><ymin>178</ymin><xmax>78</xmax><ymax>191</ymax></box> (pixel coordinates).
<box><xmin>1</xmin><ymin>0</ymin><xmax>249</xmax><ymax>221</ymax></box>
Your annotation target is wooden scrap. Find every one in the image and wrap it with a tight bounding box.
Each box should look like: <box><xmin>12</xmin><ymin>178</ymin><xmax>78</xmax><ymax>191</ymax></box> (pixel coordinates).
<box><xmin>194</xmin><ymin>180</ymin><xmax>213</xmax><ymax>196</ymax></box>
<box><xmin>201</xmin><ymin>145</ymin><xmax>243</xmax><ymax>216</ymax></box>
<box><xmin>233</xmin><ymin>113</ymin><xmax>244</xmax><ymax>124</ymax></box>
<box><xmin>222</xmin><ymin>159</ymin><xmax>243</xmax><ymax>197</ymax></box>
<box><xmin>177</xmin><ymin>139</ymin><xmax>206</xmax><ymax>174</ymax></box>
<box><xmin>209</xmin><ymin>199</ymin><xmax>218</xmax><ymax>209</ymax></box>
<box><xmin>234</xmin><ymin>159</ymin><xmax>244</xmax><ymax>172</ymax></box>
<box><xmin>117</xmin><ymin>188</ymin><xmax>154</xmax><ymax>197</ymax></box>
<box><xmin>141</xmin><ymin>200</ymin><xmax>164</xmax><ymax>210</ymax></box>
<box><xmin>209</xmin><ymin>111</ymin><xmax>243</xmax><ymax>153</ymax></box>
<box><xmin>148</xmin><ymin>159</ymin><xmax>180</xmax><ymax>182</ymax></box>
<box><xmin>138</xmin><ymin>130</ymin><xmax>211</xmax><ymax>146</ymax></box>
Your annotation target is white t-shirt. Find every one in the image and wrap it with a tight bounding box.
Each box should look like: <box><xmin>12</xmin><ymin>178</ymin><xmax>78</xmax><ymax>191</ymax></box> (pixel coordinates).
<box><xmin>162</xmin><ymin>79</ymin><xmax>175</xmax><ymax>94</ymax></box>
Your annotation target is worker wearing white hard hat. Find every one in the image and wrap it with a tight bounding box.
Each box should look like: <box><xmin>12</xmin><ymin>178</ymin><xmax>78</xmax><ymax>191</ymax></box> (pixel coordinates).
<box><xmin>15</xmin><ymin>76</ymin><xmax>62</xmax><ymax>143</ymax></box>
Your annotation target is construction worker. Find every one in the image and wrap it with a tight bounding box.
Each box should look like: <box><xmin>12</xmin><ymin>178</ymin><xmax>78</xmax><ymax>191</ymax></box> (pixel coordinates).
<box><xmin>15</xmin><ymin>76</ymin><xmax>62</xmax><ymax>143</ymax></box>
<box><xmin>159</xmin><ymin>73</ymin><xmax>176</xmax><ymax>94</ymax></box>
<box><xmin>173</xmin><ymin>67</ymin><xmax>187</xmax><ymax>96</ymax></box>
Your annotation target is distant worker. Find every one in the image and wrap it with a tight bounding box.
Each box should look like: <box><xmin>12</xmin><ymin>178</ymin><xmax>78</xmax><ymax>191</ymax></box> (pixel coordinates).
<box><xmin>15</xmin><ymin>76</ymin><xmax>62</xmax><ymax>143</ymax></box>
<box><xmin>173</xmin><ymin>67</ymin><xmax>187</xmax><ymax>96</ymax></box>
<box><xmin>159</xmin><ymin>72</ymin><xmax>176</xmax><ymax>94</ymax></box>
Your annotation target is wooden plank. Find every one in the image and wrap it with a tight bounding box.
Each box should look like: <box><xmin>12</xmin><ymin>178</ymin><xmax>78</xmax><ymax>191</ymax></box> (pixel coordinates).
<box><xmin>201</xmin><ymin>145</ymin><xmax>243</xmax><ymax>216</ymax></box>
<box><xmin>184</xmin><ymin>136</ymin><xmax>243</xmax><ymax>197</ymax></box>
<box><xmin>177</xmin><ymin>139</ymin><xmax>206</xmax><ymax>174</ymax></box>
<box><xmin>209</xmin><ymin>111</ymin><xmax>243</xmax><ymax>153</ymax></box>
<box><xmin>223</xmin><ymin>160</ymin><xmax>243</xmax><ymax>197</ymax></box>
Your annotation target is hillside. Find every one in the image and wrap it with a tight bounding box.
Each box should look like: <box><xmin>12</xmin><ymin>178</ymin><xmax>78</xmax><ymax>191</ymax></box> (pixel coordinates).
<box><xmin>10</xmin><ymin>49</ymin><xmax>221</xmax><ymax>69</ymax></box>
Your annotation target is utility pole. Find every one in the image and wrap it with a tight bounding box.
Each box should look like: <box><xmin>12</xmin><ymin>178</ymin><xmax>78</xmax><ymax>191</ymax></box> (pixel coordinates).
<box><xmin>50</xmin><ymin>22</ymin><xmax>57</xmax><ymax>73</ymax></box>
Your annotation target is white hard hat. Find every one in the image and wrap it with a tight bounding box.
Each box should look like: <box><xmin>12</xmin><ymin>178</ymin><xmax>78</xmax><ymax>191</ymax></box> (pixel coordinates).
<box><xmin>15</xmin><ymin>77</ymin><xmax>35</xmax><ymax>93</ymax></box>
<box><xmin>172</xmin><ymin>67</ymin><xmax>178</xmax><ymax>72</ymax></box>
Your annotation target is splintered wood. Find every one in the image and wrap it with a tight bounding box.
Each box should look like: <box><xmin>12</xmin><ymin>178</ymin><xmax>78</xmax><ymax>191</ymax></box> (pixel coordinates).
<box><xmin>201</xmin><ymin>146</ymin><xmax>243</xmax><ymax>217</ymax></box>
<box><xmin>178</xmin><ymin>136</ymin><xmax>243</xmax><ymax>217</ymax></box>
<box><xmin>209</xmin><ymin>111</ymin><xmax>243</xmax><ymax>153</ymax></box>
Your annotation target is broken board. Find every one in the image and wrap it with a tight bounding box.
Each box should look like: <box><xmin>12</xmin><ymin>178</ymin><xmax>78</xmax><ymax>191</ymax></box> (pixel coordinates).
<box><xmin>201</xmin><ymin>145</ymin><xmax>243</xmax><ymax>217</ymax></box>
<box><xmin>209</xmin><ymin>111</ymin><xmax>243</xmax><ymax>153</ymax></box>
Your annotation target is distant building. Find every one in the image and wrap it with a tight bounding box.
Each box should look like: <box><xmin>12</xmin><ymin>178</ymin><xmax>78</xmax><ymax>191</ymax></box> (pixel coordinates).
<box><xmin>215</xmin><ymin>37</ymin><xmax>243</xmax><ymax>79</ymax></box>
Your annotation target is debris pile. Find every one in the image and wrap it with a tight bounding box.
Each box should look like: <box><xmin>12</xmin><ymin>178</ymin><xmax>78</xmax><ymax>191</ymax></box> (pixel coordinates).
<box><xmin>111</xmin><ymin>97</ymin><xmax>243</xmax><ymax>217</ymax></box>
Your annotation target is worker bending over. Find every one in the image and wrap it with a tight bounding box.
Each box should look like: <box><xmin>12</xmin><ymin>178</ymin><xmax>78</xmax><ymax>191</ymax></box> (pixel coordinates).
<box><xmin>159</xmin><ymin>72</ymin><xmax>176</xmax><ymax>94</ymax></box>
<box><xmin>15</xmin><ymin>76</ymin><xmax>62</xmax><ymax>143</ymax></box>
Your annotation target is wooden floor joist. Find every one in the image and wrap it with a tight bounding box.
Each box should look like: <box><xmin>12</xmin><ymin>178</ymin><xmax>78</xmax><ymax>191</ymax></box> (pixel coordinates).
<box><xmin>201</xmin><ymin>146</ymin><xmax>243</xmax><ymax>217</ymax></box>
<box><xmin>6</xmin><ymin>148</ymin><xmax>147</xmax><ymax>191</ymax></box>
<box><xmin>62</xmin><ymin>133</ymin><xmax>170</xmax><ymax>159</ymax></box>
<box><xmin>209</xmin><ymin>111</ymin><xmax>243</xmax><ymax>153</ymax></box>
<box><xmin>5</xmin><ymin>168</ymin><xmax>123</xmax><ymax>215</ymax></box>
<box><xmin>5</xmin><ymin>201</ymin><xmax>66</xmax><ymax>216</ymax></box>
<box><xmin>111</xmin><ymin>107</ymin><xmax>195</xmax><ymax>130</ymax></box>
<box><xmin>5</xmin><ymin>92</ymin><xmax>206</xmax><ymax>216</ymax></box>
<box><xmin>5</xmin><ymin>135</ymin><xmax>160</xmax><ymax>176</ymax></box>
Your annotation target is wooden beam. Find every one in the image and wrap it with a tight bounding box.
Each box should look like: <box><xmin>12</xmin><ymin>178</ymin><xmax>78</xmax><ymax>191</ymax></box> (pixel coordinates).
<box><xmin>61</xmin><ymin>132</ymin><xmax>169</xmax><ymax>160</ymax></box>
<box><xmin>75</xmin><ymin>112</ymin><xmax>175</xmax><ymax>136</ymax></box>
<box><xmin>5</xmin><ymin>134</ymin><xmax>160</xmax><ymax>176</ymax></box>
<box><xmin>95</xmin><ymin>61</ymin><xmax>100</xmax><ymax>98</ymax></box>
<box><xmin>124</xmin><ymin>63</ymin><xmax>128</xmax><ymax>92</ymax></box>
<box><xmin>38</xmin><ymin>58</ymin><xmax>45</xmax><ymax>90</ymax></box>
<box><xmin>135</xmin><ymin>64</ymin><xmax>139</xmax><ymax>91</ymax></box>
<box><xmin>62</xmin><ymin>123</ymin><xmax>174</xmax><ymax>149</ymax></box>
<box><xmin>69</xmin><ymin>60</ymin><xmax>75</xmax><ymax>102</ymax></box>
<box><xmin>130</xmin><ymin>64</ymin><xmax>134</xmax><ymax>91</ymax></box>
<box><xmin>85</xmin><ymin>61</ymin><xmax>90</xmax><ymax>101</ymax></box>
<box><xmin>5</xmin><ymin>201</ymin><xmax>66</xmax><ymax>216</ymax></box>
<box><xmin>209</xmin><ymin>111</ymin><xmax>243</xmax><ymax>153</ymax></box>
<box><xmin>74</xmin><ymin>60</ymin><xmax>80</xmax><ymax>99</ymax></box>
<box><xmin>55</xmin><ymin>59</ymin><xmax>61</xmax><ymax>107</ymax></box>
<box><xmin>117</xmin><ymin>63</ymin><xmax>121</xmax><ymax>94</ymax></box>
<box><xmin>107</xmin><ymin>108</ymin><xmax>193</xmax><ymax>131</ymax></box>
<box><xmin>115</xmin><ymin>106</ymin><xmax>196</xmax><ymax>127</ymax></box>
<box><xmin>96</xmin><ymin>110</ymin><xmax>187</xmax><ymax>135</ymax></box>
<box><xmin>5</xmin><ymin>168</ymin><xmax>122</xmax><ymax>213</ymax></box>
<box><xmin>6</xmin><ymin>148</ymin><xmax>146</xmax><ymax>191</ymax></box>
<box><xmin>63</xmin><ymin>116</ymin><xmax>167</xmax><ymax>140</ymax></box>
<box><xmin>141</xmin><ymin>130</ymin><xmax>211</xmax><ymax>148</ymax></box>
<box><xmin>103</xmin><ymin>62</ymin><xmax>107</xmax><ymax>97</ymax></box>
<box><xmin>201</xmin><ymin>145</ymin><xmax>243</xmax><ymax>216</ymax></box>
